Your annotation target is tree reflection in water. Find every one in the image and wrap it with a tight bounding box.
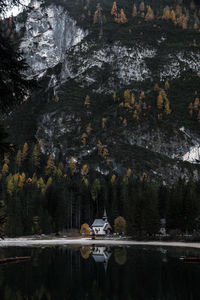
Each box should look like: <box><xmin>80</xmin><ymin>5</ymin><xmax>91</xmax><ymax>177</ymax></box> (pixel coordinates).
<box><xmin>0</xmin><ymin>246</ymin><xmax>199</xmax><ymax>299</ymax></box>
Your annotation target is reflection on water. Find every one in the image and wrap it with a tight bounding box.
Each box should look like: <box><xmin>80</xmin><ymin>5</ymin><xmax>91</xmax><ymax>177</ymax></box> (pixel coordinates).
<box><xmin>0</xmin><ymin>245</ymin><xmax>200</xmax><ymax>299</ymax></box>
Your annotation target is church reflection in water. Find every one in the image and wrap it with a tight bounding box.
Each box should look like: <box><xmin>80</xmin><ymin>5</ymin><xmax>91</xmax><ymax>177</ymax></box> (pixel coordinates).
<box><xmin>80</xmin><ymin>246</ymin><xmax>112</xmax><ymax>271</ymax></box>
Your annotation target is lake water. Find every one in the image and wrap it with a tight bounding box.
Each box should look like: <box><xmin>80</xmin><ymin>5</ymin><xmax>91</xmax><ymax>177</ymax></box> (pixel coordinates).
<box><xmin>0</xmin><ymin>245</ymin><xmax>200</xmax><ymax>299</ymax></box>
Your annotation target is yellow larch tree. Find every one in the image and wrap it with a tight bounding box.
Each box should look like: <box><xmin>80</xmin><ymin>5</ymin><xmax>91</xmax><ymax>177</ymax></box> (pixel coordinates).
<box><xmin>126</xmin><ymin>168</ymin><xmax>132</xmax><ymax>177</ymax></box>
<box><xmin>46</xmin><ymin>177</ymin><xmax>53</xmax><ymax>189</ymax></box>
<box><xmin>157</xmin><ymin>92</ymin><xmax>164</xmax><ymax>109</ymax></box>
<box><xmin>7</xmin><ymin>176</ymin><xmax>14</xmax><ymax>196</ymax></box>
<box><xmin>171</xmin><ymin>10</ymin><xmax>176</xmax><ymax>23</ymax></box>
<box><xmin>22</xmin><ymin>142</ymin><xmax>28</xmax><ymax>161</ymax></box>
<box><xmin>111</xmin><ymin>174</ymin><xmax>116</xmax><ymax>184</ymax></box>
<box><xmin>120</xmin><ymin>9</ymin><xmax>127</xmax><ymax>23</ymax></box>
<box><xmin>2</xmin><ymin>163</ymin><xmax>8</xmax><ymax>175</ymax></box>
<box><xmin>164</xmin><ymin>100</ymin><xmax>171</xmax><ymax>115</ymax></box>
<box><xmin>165</xmin><ymin>80</ymin><xmax>170</xmax><ymax>90</ymax></box>
<box><xmin>81</xmin><ymin>164</ymin><xmax>89</xmax><ymax>176</ymax></box>
<box><xmin>69</xmin><ymin>157</ymin><xmax>76</xmax><ymax>175</ymax></box>
<box><xmin>18</xmin><ymin>172</ymin><xmax>26</xmax><ymax>188</ymax></box>
<box><xmin>45</xmin><ymin>154</ymin><xmax>56</xmax><ymax>176</ymax></box>
<box><xmin>93</xmin><ymin>10</ymin><xmax>99</xmax><ymax>24</ymax></box>
<box><xmin>102</xmin><ymin>148</ymin><xmax>109</xmax><ymax>158</ymax></box>
<box><xmin>111</xmin><ymin>1</ymin><xmax>117</xmax><ymax>16</ymax></box>
<box><xmin>102</xmin><ymin>117</ymin><xmax>107</xmax><ymax>129</ymax></box>
<box><xmin>133</xmin><ymin>110</ymin><xmax>139</xmax><ymax>120</ymax></box>
<box><xmin>123</xmin><ymin>118</ymin><xmax>127</xmax><ymax>127</ymax></box>
<box><xmin>163</xmin><ymin>6</ymin><xmax>171</xmax><ymax>20</ymax></box>
<box><xmin>97</xmin><ymin>139</ymin><xmax>103</xmax><ymax>156</ymax></box>
<box><xmin>139</xmin><ymin>91</ymin><xmax>145</xmax><ymax>99</ymax></box>
<box><xmin>4</xmin><ymin>154</ymin><xmax>9</xmax><ymax>165</ymax></box>
<box><xmin>37</xmin><ymin>177</ymin><xmax>46</xmax><ymax>194</ymax></box>
<box><xmin>124</xmin><ymin>89</ymin><xmax>131</xmax><ymax>103</ymax></box>
<box><xmin>132</xmin><ymin>3</ymin><xmax>137</xmax><ymax>17</ymax></box>
<box><xmin>84</xmin><ymin>95</ymin><xmax>90</xmax><ymax>107</ymax></box>
<box><xmin>81</xmin><ymin>132</ymin><xmax>88</xmax><ymax>145</ymax></box>
<box><xmin>130</xmin><ymin>93</ymin><xmax>135</xmax><ymax>105</ymax></box>
<box><xmin>86</xmin><ymin>123</ymin><xmax>92</xmax><ymax>134</ymax></box>
<box><xmin>145</xmin><ymin>5</ymin><xmax>154</xmax><ymax>21</ymax></box>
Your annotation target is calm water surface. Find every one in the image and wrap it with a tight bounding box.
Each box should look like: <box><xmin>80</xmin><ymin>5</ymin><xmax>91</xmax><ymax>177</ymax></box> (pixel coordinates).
<box><xmin>0</xmin><ymin>245</ymin><xmax>200</xmax><ymax>299</ymax></box>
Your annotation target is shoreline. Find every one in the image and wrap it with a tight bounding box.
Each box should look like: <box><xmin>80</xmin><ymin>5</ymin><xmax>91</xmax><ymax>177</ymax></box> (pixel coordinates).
<box><xmin>0</xmin><ymin>237</ymin><xmax>200</xmax><ymax>249</ymax></box>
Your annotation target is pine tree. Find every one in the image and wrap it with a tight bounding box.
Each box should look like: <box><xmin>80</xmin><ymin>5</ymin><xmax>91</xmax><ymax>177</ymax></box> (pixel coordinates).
<box><xmin>45</xmin><ymin>154</ymin><xmax>56</xmax><ymax>176</ymax></box>
<box><xmin>31</xmin><ymin>144</ymin><xmax>40</xmax><ymax>169</ymax></box>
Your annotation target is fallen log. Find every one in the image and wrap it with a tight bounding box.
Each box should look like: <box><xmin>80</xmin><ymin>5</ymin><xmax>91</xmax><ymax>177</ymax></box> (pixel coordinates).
<box><xmin>0</xmin><ymin>256</ymin><xmax>31</xmax><ymax>264</ymax></box>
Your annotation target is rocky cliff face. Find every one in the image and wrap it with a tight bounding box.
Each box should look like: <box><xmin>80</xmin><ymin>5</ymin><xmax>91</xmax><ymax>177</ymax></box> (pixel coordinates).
<box><xmin>8</xmin><ymin>0</ymin><xmax>200</xmax><ymax>183</ymax></box>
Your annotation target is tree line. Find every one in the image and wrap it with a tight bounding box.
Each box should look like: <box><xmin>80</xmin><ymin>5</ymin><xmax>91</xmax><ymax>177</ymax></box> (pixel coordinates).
<box><xmin>0</xmin><ymin>143</ymin><xmax>200</xmax><ymax>237</ymax></box>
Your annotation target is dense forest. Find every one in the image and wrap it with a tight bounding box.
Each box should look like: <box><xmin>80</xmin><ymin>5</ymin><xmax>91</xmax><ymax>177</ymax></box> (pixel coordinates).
<box><xmin>1</xmin><ymin>0</ymin><xmax>200</xmax><ymax>238</ymax></box>
<box><xmin>0</xmin><ymin>144</ymin><xmax>200</xmax><ymax>237</ymax></box>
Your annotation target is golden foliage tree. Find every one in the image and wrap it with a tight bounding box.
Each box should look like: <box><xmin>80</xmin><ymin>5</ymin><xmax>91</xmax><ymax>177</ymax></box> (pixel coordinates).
<box><xmin>69</xmin><ymin>157</ymin><xmax>76</xmax><ymax>175</ymax></box>
<box><xmin>165</xmin><ymin>80</ymin><xmax>170</xmax><ymax>90</ymax></box>
<box><xmin>157</xmin><ymin>92</ymin><xmax>164</xmax><ymax>109</ymax></box>
<box><xmin>84</xmin><ymin>95</ymin><xmax>90</xmax><ymax>107</ymax></box>
<box><xmin>124</xmin><ymin>89</ymin><xmax>131</xmax><ymax>103</ymax></box>
<box><xmin>2</xmin><ymin>163</ymin><xmax>8</xmax><ymax>175</ymax></box>
<box><xmin>81</xmin><ymin>132</ymin><xmax>87</xmax><ymax>145</ymax></box>
<box><xmin>7</xmin><ymin>177</ymin><xmax>14</xmax><ymax>196</ymax></box>
<box><xmin>80</xmin><ymin>223</ymin><xmax>90</xmax><ymax>235</ymax></box>
<box><xmin>132</xmin><ymin>3</ymin><xmax>137</xmax><ymax>17</ymax></box>
<box><xmin>145</xmin><ymin>5</ymin><xmax>154</xmax><ymax>21</ymax></box>
<box><xmin>45</xmin><ymin>154</ymin><xmax>56</xmax><ymax>176</ymax></box>
<box><xmin>164</xmin><ymin>100</ymin><xmax>171</xmax><ymax>115</ymax></box>
<box><xmin>81</xmin><ymin>164</ymin><xmax>89</xmax><ymax>176</ymax></box>
<box><xmin>22</xmin><ymin>142</ymin><xmax>28</xmax><ymax>161</ymax></box>
<box><xmin>18</xmin><ymin>172</ymin><xmax>26</xmax><ymax>188</ymax></box>
<box><xmin>93</xmin><ymin>10</ymin><xmax>99</xmax><ymax>24</ymax></box>
<box><xmin>97</xmin><ymin>139</ymin><xmax>103</xmax><ymax>156</ymax></box>
<box><xmin>86</xmin><ymin>123</ymin><xmax>92</xmax><ymax>134</ymax></box>
<box><xmin>114</xmin><ymin>216</ymin><xmax>126</xmax><ymax>233</ymax></box>
<box><xmin>111</xmin><ymin>174</ymin><xmax>116</xmax><ymax>184</ymax></box>
<box><xmin>102</xmin><ymin>117</ymin><xmax>107</xmax><ymax>129</ymax></box>
<box><xmin>111</xmin><ymin>1</ymin><xmax>117</xmax><ymax>16</ymax></box>
<box><xmin>163</xmin><ymin>6</ymin><xmax>171</xmax><ymax>20</ymax></box>
<box><xmin>120</xmin><ymin>9</ymin><xmax>127</xmax><ymax>23</ymax></box>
